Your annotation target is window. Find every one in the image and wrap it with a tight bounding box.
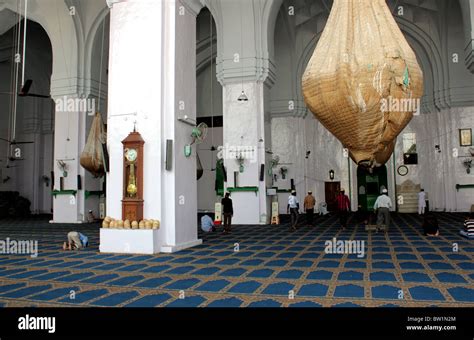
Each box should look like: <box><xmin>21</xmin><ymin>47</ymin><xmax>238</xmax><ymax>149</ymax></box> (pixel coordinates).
<box><xmin>403</xmin><ymin>133</ymin><xmax>417</xmax><ymax>165</ymax></box>
<box><xmin>403</xmin><ymin>133</ymin><xmax>417</xmax><ymax>154</ymax></box>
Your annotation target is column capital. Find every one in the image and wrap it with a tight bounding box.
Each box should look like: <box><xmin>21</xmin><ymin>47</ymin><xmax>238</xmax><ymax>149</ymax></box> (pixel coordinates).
<box><xmin>216</xmin><ymin>57</ymin><xmax>276</xmax><ymax>88</ymax></box>
<box><xmin>50</xmin><ymin>77</ymin><xmax>82</xmax><ymax>100</ymax></box>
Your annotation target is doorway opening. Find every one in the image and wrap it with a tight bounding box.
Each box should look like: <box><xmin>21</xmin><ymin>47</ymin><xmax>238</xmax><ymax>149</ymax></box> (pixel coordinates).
<box><xmin>196</xmin><ymin>8</ymin><xmax>222</xmax><ymax>221</ymax></box>
<box><xmin>325</xmin><ymin>181</ymin><xmax>341</xmax><ymax>212</ymax></box>
<box><xmin>357</xmin><ymin>165</ymin><xmax>388</xmax><ymax>211</ymax></box>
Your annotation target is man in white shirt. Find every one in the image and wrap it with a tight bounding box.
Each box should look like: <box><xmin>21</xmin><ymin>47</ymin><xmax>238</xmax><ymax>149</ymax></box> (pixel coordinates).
<box><xmin>374</xmin><ymin>188</ymin><xmax>392</xmax><ymax>232</ymax></box>
<box><xmin>287</xmin><ymin>190</ymin><xmax>299</xmax><ymax>232</ymax></box>
<box><xmin>418</xmin><ymin>189</ymin><xmax>426</xmax><ymax>215</ymax></box>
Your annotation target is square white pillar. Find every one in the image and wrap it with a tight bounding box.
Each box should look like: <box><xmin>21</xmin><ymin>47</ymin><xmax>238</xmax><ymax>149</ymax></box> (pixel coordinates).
<box><xmin>104</xmin><ymin>0</ymin><xmax>201</xmax><ymax>253</ymax></box>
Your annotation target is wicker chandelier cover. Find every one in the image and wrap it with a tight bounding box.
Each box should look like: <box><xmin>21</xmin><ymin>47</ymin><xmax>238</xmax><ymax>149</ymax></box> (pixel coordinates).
<box><xmin>302</xmin><ymin>0</ymin><xmax>423</xmax><ymax>167</ymax></box>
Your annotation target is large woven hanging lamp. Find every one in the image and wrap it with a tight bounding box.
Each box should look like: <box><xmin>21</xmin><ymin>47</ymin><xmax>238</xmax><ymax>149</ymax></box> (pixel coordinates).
<box><xmin>302</xmin><ymin>0</ymin><xmax>423</xmax><ymax>167</ymax></box>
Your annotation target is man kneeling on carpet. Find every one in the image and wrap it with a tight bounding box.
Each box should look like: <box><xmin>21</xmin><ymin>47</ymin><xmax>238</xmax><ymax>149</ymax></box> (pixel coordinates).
<box><xmin>63</xmin><ymin>231</ymin><xmax>89</xmax><ymax>251</ymax></box>
<box><xmin>201</xmin><ymin>215</ymin><xmax>217</xmax><ymax>233</ymax></box>
<box><xmin>460</xmin><ymin>212</ymin><xmax>474</xmax><ymax>239</ymax></box>
<box><xmin>422</xmin><ymin>213</ymin><xmax>439</xmax><ymax>237</ymax></box>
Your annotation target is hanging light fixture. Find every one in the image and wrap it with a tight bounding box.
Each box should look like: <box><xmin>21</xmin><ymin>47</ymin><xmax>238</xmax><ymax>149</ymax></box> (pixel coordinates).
<box><xmin>329</xmin><ymin>169</ymin><xmax>335</xmax><ymax>181</ymax></box>
<box><xmin>237</xmin><ymin>2</ymin><xmax>248</xmax><ymax>102</ymax></box>
<box><xmin>238</xmin><ymin>91</ymin><xmax>248</xmax><ymax>102</ymax></box>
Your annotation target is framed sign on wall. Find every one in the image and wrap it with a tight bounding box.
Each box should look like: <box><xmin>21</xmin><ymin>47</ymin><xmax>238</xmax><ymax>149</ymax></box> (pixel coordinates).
<box><xmin>459</xmin><ymin>128</ymin><xmax>472</xmax><ymax>147</ymax></box>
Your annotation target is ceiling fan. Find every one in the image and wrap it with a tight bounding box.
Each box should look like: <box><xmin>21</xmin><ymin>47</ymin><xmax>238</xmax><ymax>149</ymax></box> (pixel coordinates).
<box><xmin>0</xmin><ymin>137</ymin><xmax>34</xmax><ymax>145</ymax></box>
<box><xmin>0</xmin><ymin>79</ymin><xmax>50</xmax><ymax>98</ymax></box>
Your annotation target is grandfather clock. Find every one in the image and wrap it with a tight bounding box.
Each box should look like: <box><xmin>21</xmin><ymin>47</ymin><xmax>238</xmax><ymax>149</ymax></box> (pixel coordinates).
<box><xmin>122</xmin><ymin>129</ymin><xmax>145</xmax><ymax>222</ymax></box>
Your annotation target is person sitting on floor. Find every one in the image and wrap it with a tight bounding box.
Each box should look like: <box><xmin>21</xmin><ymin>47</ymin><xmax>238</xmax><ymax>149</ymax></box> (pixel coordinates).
<box><xmin>200</xmin><ymin>215</ymin><xmax>216</xmax><ymax>233</ymax></box>
<box><xmin>318</xmin><ymin>202</ymin><xmax>328</xmax><ymax>216</ymax></box>
<box><xmin>63</xmin><ymin>231</ymin><xmax>88</xmax><ymax>250</ymax></box>
<box><xmin>460</xmin><ymin>212</ymin><xmax>474</xmax><ymax>239</ymax></box>
<box><xmin>422</xmin><ymin>213</ymin><xmax>439</xmax><ymax>237</ymax></box>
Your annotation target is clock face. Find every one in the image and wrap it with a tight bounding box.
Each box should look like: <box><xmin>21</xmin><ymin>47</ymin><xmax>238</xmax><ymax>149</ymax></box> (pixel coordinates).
<box><xmin>125</xmin><ymin>148</ymin><xmax>138</xmax><ymax>162</ymax></box>
<box><xmin>397</xmin><ymin>165</ymin><xmax>408</xmax><ymax>176</ymax></box>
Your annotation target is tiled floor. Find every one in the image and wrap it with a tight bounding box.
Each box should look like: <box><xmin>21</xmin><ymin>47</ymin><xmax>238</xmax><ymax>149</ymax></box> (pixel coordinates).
<box><xmin>0</xmin><ymin>213</ymin><xmax>472</xmax><ymax>307</ymax></box>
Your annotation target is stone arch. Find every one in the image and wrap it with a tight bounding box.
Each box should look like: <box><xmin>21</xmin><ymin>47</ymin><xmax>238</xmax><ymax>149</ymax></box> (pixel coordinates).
<box><xmin>85</xmin><ymin>7</ymin><xmax>110</xmax><ymax>106</ymax></box>
<box><xmin>395</xmin><ymin>17</ymin><xmax>449</xmax><ymax>111</ymax></box>
<box><xmin>459</xmin><ymin>0</ymin><xmax>474</xmax><ymax>72</ymax></box>
<box><xmin>0</xmin><ymin>1</ymin><xmax>79</xmax><ymax>95</ymax></box>
<box><xmin>263</xmin><ymin>0</ymin><xmax>284</xmax><ymax>60</ymax></box>
<box><xmin>184</xmin><ymin>1</ymin><xmax>224</xmax><ymax>84</ymax></box>
<box><xmin>196</xmin><ymin>7</ymin><xmax>218</xmax><ymax>75</ymax></box>
<box><xmin>0</xmin><ymin>11</ymin><xmax>55</xmax><ymax>214</ymax></box>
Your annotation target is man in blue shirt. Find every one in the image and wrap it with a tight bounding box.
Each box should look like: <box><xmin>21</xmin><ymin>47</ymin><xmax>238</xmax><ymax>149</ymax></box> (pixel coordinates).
<box><xmin>200</xmin><ymin>215</ymin><xmax>216</xmax><ymax>233</ymax></box>
<box><xmin>63</xmin><ymin>231</ymin><xmax>89</xmax><ymax>250</ymax></box>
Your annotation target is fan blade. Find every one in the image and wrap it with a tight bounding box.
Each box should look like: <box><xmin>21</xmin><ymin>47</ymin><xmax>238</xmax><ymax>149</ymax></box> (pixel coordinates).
<box><xmin>19</xmin><ymin>79</ymin><xmax>32</xmax><ymax>95</ymax></box>
<box><xmin>18</xmin><ymin>79</ymin><xmax>50</xmax><ymax>99</ymax></box>
<box><xmin>19</xmin><ymin>92</ymin><xmax>51</xmax><ymax>99</ymax></box>
<box><xmin>10</xmin><ymin>141</ymin><xmax>34</xmax><ymax>144</ymax></box>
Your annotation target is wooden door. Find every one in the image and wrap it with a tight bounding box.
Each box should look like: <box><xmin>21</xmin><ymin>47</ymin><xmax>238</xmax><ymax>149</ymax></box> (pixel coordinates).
<box><xmin>325</xmin><ymin>181</ymin><xmax>341</xmax><ymax>212</ymax></box>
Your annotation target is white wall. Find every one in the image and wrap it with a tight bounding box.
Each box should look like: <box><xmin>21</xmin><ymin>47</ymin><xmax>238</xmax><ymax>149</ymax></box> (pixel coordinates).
<box><xmin>271</xmin><ymin>115</ymin><xmax>354</xmax><ymax>214</ymax></box>
<box><xmin>395</xmin><ymin>107</ymin><xmax>474</xmax><ymax>212</ymax></box>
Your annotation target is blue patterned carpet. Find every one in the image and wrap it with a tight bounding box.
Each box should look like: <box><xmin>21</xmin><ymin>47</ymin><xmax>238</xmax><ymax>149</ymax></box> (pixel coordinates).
<box><xmin>0</xmin><ymin>213</ymin><xmax>472</xmax><ymax>307</ymax></box>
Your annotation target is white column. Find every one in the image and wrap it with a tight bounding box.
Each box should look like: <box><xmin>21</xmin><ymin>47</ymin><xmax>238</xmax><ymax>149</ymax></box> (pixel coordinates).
<box><xmin>51</xmin><ymin>90</ymin><xmax>87</xmax><ymax>223</ymax></box>
<box><xmin>216</xmin><ymin>1</ymin><xmax>276</xmax><ymax>225</ymax></box>
<box><xmin>106</xmin><ymin>0</ymin><xmax>201</xmax><ymax>253</ymax></box>
<box><xmin>222</xmin><ymin>81</ymin><xmax>271</xmax><ymax>224</ymax></box>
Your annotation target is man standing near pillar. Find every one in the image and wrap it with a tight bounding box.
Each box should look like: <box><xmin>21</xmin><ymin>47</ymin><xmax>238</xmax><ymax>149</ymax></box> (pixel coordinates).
<box><xmin>221</xmin><ymin>192</ymin><xmax>233</xmax><ymax>234</ymax></box>
<box><xmin>287</xmin><ymin>190</ymin><xmax>300</xmax><ymax>232</ymax></box>
<box><xmin>336</xmin><ymin>188</ymin><xmax>351</xmax><ymax>230</ymax></box>
<box><xmin>304</xmin><ymin>191</ymin><xmax>316</xmax><ymax>227</ymax></box>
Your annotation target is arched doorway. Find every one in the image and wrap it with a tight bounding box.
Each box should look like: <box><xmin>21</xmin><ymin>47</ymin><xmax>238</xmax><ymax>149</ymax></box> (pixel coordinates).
<box><xmin>196</xmin><ymin>8</ymin><xmax>223</xmax><ymax>218</ymax></box>
<box><xmin>0</xmin><ymin>17</ymin><xmax>54</xmax><ymax>216</ymax></box>
<box><xmin>357</xmin><ymin>165</ymin><xmax>388</xmax><ymax>211</ymax></box>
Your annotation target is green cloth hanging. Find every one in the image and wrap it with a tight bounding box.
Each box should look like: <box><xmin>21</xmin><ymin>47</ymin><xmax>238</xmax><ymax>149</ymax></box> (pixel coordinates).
<box><xmin>215</xmin><ymin>159</ymin><xmax>224</xmax><ymax>197</ymax></box>
<box><xmin>403</xmin><ymin>66</ymin><xmax>410</xmax><ymax>87</ymax></box>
